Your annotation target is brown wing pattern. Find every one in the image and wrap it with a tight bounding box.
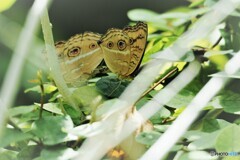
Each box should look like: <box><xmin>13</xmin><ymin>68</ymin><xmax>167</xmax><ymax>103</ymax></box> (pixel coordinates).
<box><xmin>123</xmin><ymin>22</ymin><xmax>148</xmax><ymax>76</ymax></box>
<box><xmin>99</xmin><ymin>22</ymin><xmax>147</xmax><ymax>77</ymax></box>
<box><xmin>55</xmin><ymin>32</ymin><xmax>103</xmax><ymax>86</ymax></box>
<box><xmin>99</xmin><ymin>28</ymin><xmax>131</xmax><ymax>76</ymax></box>
<box><xmin>54</xmin><ymin>22</ymin><xmax>147</xmax><ymax>84</ymax></box>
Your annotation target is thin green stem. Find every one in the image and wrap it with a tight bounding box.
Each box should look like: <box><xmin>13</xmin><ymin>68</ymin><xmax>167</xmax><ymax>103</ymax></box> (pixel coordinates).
<box><xmin>39</xmin><ymin>83</ymin><xmax>44</xmax><ymax>119</ymax></box>
<box><xmin>40</xmin><ymin>8</ymin><xmax>81</xmax><ymax>113</ymax></box>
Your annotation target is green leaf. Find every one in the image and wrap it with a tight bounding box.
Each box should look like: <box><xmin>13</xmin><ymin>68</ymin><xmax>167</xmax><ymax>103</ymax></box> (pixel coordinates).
<box><xmin>204</xmin><ymin>0</ymin><xmax>218</xmax><ymax>7</ymax></box>
<box><xmin>220</xmin><ymin>28</ymin><xmax>232</xmax><ymax>50</ymax></box>
<box><xmin>187</xmin><ymin>131</ymin><xmax>220</xmax><ymax>150</ymax></box>
<box><xmin>70</xmin><ymin>122</ymin><xmax>104</xmax><ymax>137</ymax></box>
<box><xmin>43</xmin><ymin>84</ymin><xmax>57</xmax><ymax>94</ymax></box>
<box><xmin>72</xmin><ymin>85</ymin><xmax>104</xmax><ymax>111</ymax></box>
<box><xmin>159</xmin><ymin>8</ymin><xmax>208</xmax><ymax>27</ymax></box>
<box><xmin>234</xmin><ymin>118</ymin><xmax>240</xmax><ymax>125</ymax></box>
<box><xmin>177</xmin><ymin>151</ymin><xmax>213</xmax><ymax>160</ymax></box>
<box><xmin>0</xmin><ymin>0</ymin><xmax>16</xmax><ymax>12</ymax></box>
<box><xmin>204</xmin><ymin>50</ymin><xmax>233</xmax><ymax>58</ymax></box>
<box><xmin>217</xmin><ymin>119</ymin><xmax>231</xmax><ymax>129</ymax></box>
<box><xmin>219</xmin><ymin>91</ymin><xmax>240</xmax><ymax>114</ymax></box>
<box><xmin>19</xmin><ymin>109</ymin><xmax>52</xmax><ymax>123</ymax></box>
<box><xmin>166</xmin><ymin>79</ymin><xmax>202</xmax><ymax>108</ymax></box>
<box><xmin>35</xmin><ymin>103</ymin><xmax>64</xmax><ymax>115</ymax></box>
<box><xmin>8</xmin><ymin>105</ymin><xmax>37</xmax><ymax>117</ymax></box>
<box><xmin>0</xmin><ymin>149</ymin><xmax>18</xmax><ymax>160</ymax></box>
<box><xmin>96</xmin><ymin>76</ymin><xmax>129</xmax><ymax>98</ymax></box>
<box><xmin>228</xmin><ymin>17</ymin><xmax>240</xmax><ymax>52</ymax></box>
<box><xmin>17</xmin><ymin>145</ymin><xmax>42</xmax><ymax>160</ymax></box>
<box><xmin>0</xmin><ymin>128</ymin><xmax>33</xmax><ymax>147</ymax></box>
<box><xmin>166</xmin><ymin>89</ymin><xmax>194</xmax><ymax>109</ymax></box>
<box><xmin>150</xmin><ymin>107</ymin><xmax>171</xmax><ymax>124</ymax></box>
<box><xmin>128</xmin><ymin>8</ymin><xmax>207</xmax><ymax>24</ymax></box>
<box><xmin>95</xmin><ymin>98</ymin><xmax>131</xmax><ymax>122</ymax></box>
<box><xmin>172</xmin><ymin>106</ymin><xmax>186</xmax><ymax>117</ymax></box>
<box><xmin>31</xmin><ymin>116</ymin><xmax>76</xmax><ymax>145</ymax></box>
<box><xmin>128</xmin><ymin>9</ymin><xmax>170</xmax><ymax>31</ymax></box>
<box><xmin>231</xmin><ymin>11</ymin><xmax>240</xmax><ymax>17</ymax></box>
<box><xmin>154</xmin><ymin>125</ymin><xmax>170</xmax><ymax>133</ymax></box>
<box><xmin>207</xmin><ymin>95</ymin><xmax>224</xmax><ymax>109</ymax></box>
<box><xmin>147</xmin><ymin>34</ymin><xmax>164</xmax><ymax>41</ymax></box>
<box><xmin>171</xmin><ymin>145</ymin><xmax>183</xmax><ymax>152</ymax></box>
<box><xmin>146</xmin><ymin>36</ymin><xmax>178</xmax><ymax>58</ymax></box>
<box><xmin>202</xmin><ymin>119</ymin><xmax>220</xmax><ymax>133</ymax></box>
<box><xmin>180</xmin><ymin>51</ymin><xmax>195</xmax><ymax>62</ymax></box>
<box><xmin>24</xmin><ymin>85</ymin><xmax>41</xmax><ymax>94</ymax></box>
<box><xmin>183</xmin><ymin>130</ymin><xmax>209</xmax><ymax>142</ymax></box>
<box><xmin>145</xmin><ymin>39</ymin><xmax>165</xmax><ymax>55</ymax></box>
<box><xmin>151</xmin><ymin>50</ymin><xmax>194</xmax><ymax>62</ymax></box>
<box><xmin>136</xmin><ymin>97</ymin><xmax>149</xmax><ymax>110</ymax></box>
<box><xmin>15</xmin><ymin>105</ymin><xmax>59</xmax><ymax>124</ymax></box>
<box><xmin>37</xmin><ymin>147</ymin><xmax>78</xmax><ymax>160</ymax></box>
<box><xmin>128</xmin><ymin>8</ymin><xmax>208</xmax><ymax>31</ymax></box>
<box><xmin>63</xmin><ymin>104</ymin><xmax>82</xmax><ymax>125</ymax></box>
<box><xmin>189</xmin><ymin>0</ymin><xmax>204</xmax><ymax>8</ymax></box>
<box><xmin>127</xmin><ymin>9</ymin><xmax>159</xmax><ymax>22</ymax></box>
<box><xmin>215</xmin><ymin>124</ymin><xmax>240</xmax><ymax>152</ymax></box>
<box><xmin>135</xmin><ymin>131</ymin><xmax>161</xmax><ymax>146</ymax></box>
<box><xmin>210</xmin><ymin>71</ymin><xmax>240</xmax><ymax>79</ymax></box>
<box><xmin>24</xmin><ymin>84</ymin><xmax>57</xmax><ymax>94</ymax></box>
<box><xmin>49</xmin><ymin>92</ymin><xmax>61</xmax><ymax>102</ymax></box>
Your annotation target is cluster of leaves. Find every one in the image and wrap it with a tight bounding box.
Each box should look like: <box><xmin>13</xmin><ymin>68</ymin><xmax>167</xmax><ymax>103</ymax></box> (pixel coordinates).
<box><xmin>1</xmin><ymin>0</ymin><xmax>240</xmax><ymax>160</ymax></box>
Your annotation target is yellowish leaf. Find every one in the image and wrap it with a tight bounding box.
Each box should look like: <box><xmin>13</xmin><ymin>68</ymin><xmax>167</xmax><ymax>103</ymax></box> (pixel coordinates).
<box><xmin>0</xmin><ymin>0</ymin><xmax>16</xmax><ymax>12</ymax></box>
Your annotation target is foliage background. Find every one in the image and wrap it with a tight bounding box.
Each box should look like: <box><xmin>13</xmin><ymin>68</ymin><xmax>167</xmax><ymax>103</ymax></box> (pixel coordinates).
<box><xmin>1</xmin><ymin>0</ymin><xmax>240</xmax><ymax>160</ymax></box>
<box><xmin>0</xmin><ymin>0</ymin><xmax>188</xmax><ymax>106</ymax></box>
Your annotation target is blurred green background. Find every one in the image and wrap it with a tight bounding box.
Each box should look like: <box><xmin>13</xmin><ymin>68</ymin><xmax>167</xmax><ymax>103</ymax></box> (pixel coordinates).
<box><xmin>0</xmin><ymin>0</ymin><xmax>189</xmax><ymax>106</ymax></box>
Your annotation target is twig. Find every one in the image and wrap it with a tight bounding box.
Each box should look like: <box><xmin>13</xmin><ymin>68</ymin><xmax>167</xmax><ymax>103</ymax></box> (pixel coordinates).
<box><xmin>135</xmin><ymin>67</ymin><xmax>179</xmax><ymax>105</ymax></box>
<box><xmin>211</xmin><ymin>36</ymin><xmax>222</xmax><ymax>49</ymax></box>
<box><xmin>8</xmin><ymin>119</ymin><xmax>21</xmax><ymax>131</ymax></box>
<box><xmin>39</xmin><ymin>83</ymin><xmax>44</xmax><ymax>119</ymax></box>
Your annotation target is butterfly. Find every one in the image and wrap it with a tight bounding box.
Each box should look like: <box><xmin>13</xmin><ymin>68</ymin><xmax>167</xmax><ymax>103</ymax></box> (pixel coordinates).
<box><xmin>98</xmin><ymin>21</ymin><xmax>148</xmax><ymax>77</ymax></box>
<box><xmin>55</xmin><ymin>22</ymin><xmax>148</xmax><ymax>86</ymax></box>
<box><xmin>55</xmin><ymin>32</ymin><xmax>103</xmax><ymax>86</ymax></box>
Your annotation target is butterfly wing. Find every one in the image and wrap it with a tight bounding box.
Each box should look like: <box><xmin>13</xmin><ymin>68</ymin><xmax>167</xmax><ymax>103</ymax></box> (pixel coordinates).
<box><xmin>61</xmin><ymin>34</ymin><xmax>84</xmax><ymax>84</ymax></box>
<box><xmin>99</xmin><ymin>28</ymin><xmax>131</xmax><ymax>76</ymax></box>
<box><xmin>57</xmin><ymin>33</ymin><xmax>102</xmax><ymax>86</ymax></box>
<box><xmin>55</xmin><ymin>40</ymin><xmax>69</xmax><ymax>78</ymax></box>
<box><xmin>123</xmin><ymin>22</ymin><xmax>148</xmax><ymax>76</ymax></box>
<box><xmin>81</xmin><ymin>32</ymin><xmax>103</xmax><ymax>74</ymax></box>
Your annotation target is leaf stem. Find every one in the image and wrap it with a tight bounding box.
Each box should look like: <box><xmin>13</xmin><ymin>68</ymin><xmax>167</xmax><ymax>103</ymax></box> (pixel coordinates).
<box><xmin>39</xmin><ymin>83</ymin><xmax>44</xmax><ymax>119</ymax></box>
<box><xmin>135</xmin><ymin>67</ymin><xmax>179</xmax><ymax>105</ymax></box>
<box><xmin>211</xmin><ymin>36</ymin><xmax>222</xmax><ymax>49</ymax></box>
